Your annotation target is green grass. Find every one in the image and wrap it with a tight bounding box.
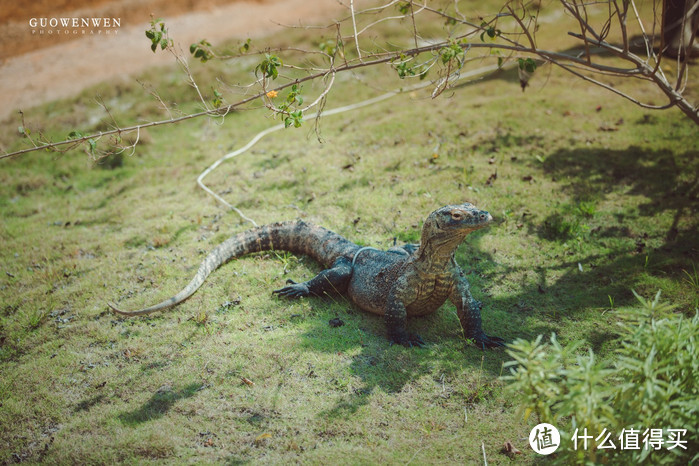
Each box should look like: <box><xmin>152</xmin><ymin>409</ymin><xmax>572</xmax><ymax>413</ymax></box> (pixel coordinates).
<box><xmin>1</xmin><ymin>3</ymin><xmax>698</xmax><ymax>463</ymax></box>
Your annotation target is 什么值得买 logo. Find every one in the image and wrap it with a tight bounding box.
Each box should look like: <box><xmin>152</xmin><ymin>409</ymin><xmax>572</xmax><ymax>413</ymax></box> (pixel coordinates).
<box><xmin>529</xmin><ymin>424</ymin><xmax>688</xmax><ymax>455</ymax></box>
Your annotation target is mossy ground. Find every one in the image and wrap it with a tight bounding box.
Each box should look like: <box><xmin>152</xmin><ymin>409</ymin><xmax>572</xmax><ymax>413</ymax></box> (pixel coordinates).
<box><xmin>0</xmin><ymin>3</ymin><xmax>697</xmax><ymax>464</ymax></box>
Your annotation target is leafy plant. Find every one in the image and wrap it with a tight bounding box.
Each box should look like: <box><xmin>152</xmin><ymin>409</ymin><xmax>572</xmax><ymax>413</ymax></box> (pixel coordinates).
<box><xmin>273</xmin><ymin>251</ymin><xmax>297</xmax><ymax>274</ymax></box>
<box><xmin>480</xmin><ymin>22</ymin><xmax>501</xmax><ymax>42</ymax></box>
<box><xmin>439</xmin><ymin>41</ymin><xmax>465</xmax><ymax>66</ymax></box>
<box><xmin>211</xmin><ymin>88</ymin><xmax>223</xmax><ymax>109</ymax></box>
<box><xmin>319</xmin><ymin>39</ymin><xmax>342</xmax><ymax>58</ymax></box>
<box><xmin>239</xmin><ymin>38</ymin><xmax>251</xmax><ymax>54</ymax></box>
<box><xmin>190</xmin><ymin>40</ymin><xmax>214</xmax><ymax>63</ymax></box>
<box><xmin>682</xmin><ymin>264</ymin><xmax>698</xmax><ymax>289</ymax></box>
<box><xmin>284</xmin><ymin>110</ymin><xmax>303</xmax><ymax>128</ymax></box>
<box><xmin>577</xmin><ymin>201</ymin><xmax>597</xmax><ymax>218</ymax></box>
<box><xmin>67</xmin><ymin>131</ymin><xmax>97</xmax><ymax>157</ymax></box>
<box><xmin>145</xmin><ymin>18</ymin><xmax>172</xmax><ymax>52</ymax></box>
<box><xmin>393</xmin><ymin>55</ymin><xmax>428</xmax><ymax>80</ymax></box>
<box><xmin>517</xmin><ymin>57</ymin><xmax>537</xmax><ymax>73</ymax></box>
<box><xmin>278</xmin><ymin>84</ymin><xmax>304</xmax><ymax>127</ymax></box>
<box><xmin>541</xmin><ymin>213</ymin><xmax>582</xmax><ymax>240</ymax></box>
<box><xmin>394</xmin><ymin>56</ymin><xmax>415</xmax><ymax>79</ymax></box>
<box><xmin>255</xmin><ymin>54</ymin><xmax>282</xmax><ymax>80</ymax></box>
<box><xmin>26</xmin><ymin>308</ymin><xmax>48</xmax><ymax>330</ymax></box>
<box><xmin>503</xmin><ymin>291</ymin><xmax>698</xmax><ymax>464</ymax></box>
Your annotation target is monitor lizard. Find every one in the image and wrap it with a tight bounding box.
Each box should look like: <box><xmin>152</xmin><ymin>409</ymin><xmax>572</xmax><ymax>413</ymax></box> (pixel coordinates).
<box><xmin>109</xmin><ymin>203</ymin><xmax>504</xmax><ymax>348</ymax></box>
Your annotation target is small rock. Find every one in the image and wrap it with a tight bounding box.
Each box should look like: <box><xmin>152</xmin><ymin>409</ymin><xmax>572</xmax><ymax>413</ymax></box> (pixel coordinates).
<box><xmin>329</xmin><ymin>318</ymin><xmax>344</xmax><ymax>328</ymax></box>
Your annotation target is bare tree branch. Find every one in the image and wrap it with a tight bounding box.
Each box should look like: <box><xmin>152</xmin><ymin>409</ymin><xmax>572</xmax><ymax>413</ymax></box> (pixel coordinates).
<box><xmin>3</xmin><ymin>0</ymin><xmax>696</xmax><ymax>161</ymax></box>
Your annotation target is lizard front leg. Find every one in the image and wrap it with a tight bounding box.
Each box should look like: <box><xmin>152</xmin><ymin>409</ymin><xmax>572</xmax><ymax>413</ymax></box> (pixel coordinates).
<box><xmin>273</xmin><ymin>257</ymin><xmax>352</xmax><ymax>298</ymax></box>
<box><xmin>450</xmin><ymin>268</ymin><xmax>505</xmax><ymax>349</ymax></box>
<box><xmin>385</xmin><ymin>276</ymin><xmax>425</xmax><ymax>348</ymax></box>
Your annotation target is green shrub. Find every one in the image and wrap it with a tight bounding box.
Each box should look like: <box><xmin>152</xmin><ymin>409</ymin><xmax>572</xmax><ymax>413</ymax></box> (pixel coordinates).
<box><xmin>503</xmin><ymin>291</ymin><xmax>698</xmax><ymax>464</ymax></box>
<box><xmin>540</xmin><ymin>213</ymin><xmax>583</xmax><ymax>241</ymax></box>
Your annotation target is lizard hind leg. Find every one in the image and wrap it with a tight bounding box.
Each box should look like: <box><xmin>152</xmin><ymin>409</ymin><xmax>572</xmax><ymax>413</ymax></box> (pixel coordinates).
<box><xmin>273</xmin><ymin>257</ymin><xmax>353</xmax><ymax>299</ymax></box>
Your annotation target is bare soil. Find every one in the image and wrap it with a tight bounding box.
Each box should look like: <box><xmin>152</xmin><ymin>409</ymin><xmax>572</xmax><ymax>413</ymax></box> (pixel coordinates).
<box><xmin>0</xmin><ymin>0</ymin><xmax>345</xmax><ymax>121</ymax></box>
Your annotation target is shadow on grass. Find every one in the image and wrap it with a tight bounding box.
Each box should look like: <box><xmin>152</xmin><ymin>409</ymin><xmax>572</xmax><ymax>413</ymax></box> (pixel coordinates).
<box><xmin>486</xmin><ymin>145</ymin><xmax>697</xmax><ymax>314</ymax></box>
<box><xmin>483</xmin><ymin>145</ymin><xmax>697</xmax><ymax>339</ymax></box>
<box><xmin>118</xmin><ymin>383</ymin><xmax>201</xmax><ymax>425</ymax></box>
<box><xmin>543</xmin><ymin>146</ymin><xmax>698</xmax><ymax>242</ymax></box>
<box><xmin>74</xmin><ymin>394</ymin><xmax>106</xmax><ymax>413</ymax></box>
<box><xmin>294</xmin><ymin>308</ymin><xmax>512</xmax><ymax>419</ymax></box>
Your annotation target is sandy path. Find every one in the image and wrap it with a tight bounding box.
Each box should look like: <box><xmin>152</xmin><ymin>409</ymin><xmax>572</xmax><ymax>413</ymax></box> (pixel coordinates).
<box><xmin>0</xmin><ymin>0</ymin><xmax>346</xmax><ymax>122</ymax></box>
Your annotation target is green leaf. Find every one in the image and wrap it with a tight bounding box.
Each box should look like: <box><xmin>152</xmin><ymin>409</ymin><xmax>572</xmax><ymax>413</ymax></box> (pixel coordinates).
<box><xmin>239</xmin><ymin>38</ymin><xmax>251</xmax><ymax>54</ymax></box>
<box><xmin>256</xmin><ymin>54</ymin><xmax>282</xmax><ymax>79</ymax></box>
<box><xmin>518</xmin><ymin>58</ymin><xmax>537</xmax><ymax>73</ymax></box>
<box><xmin>212</xmin><ymin>88</ymin><xmax>223</xmax><ymax>108</ymax></box>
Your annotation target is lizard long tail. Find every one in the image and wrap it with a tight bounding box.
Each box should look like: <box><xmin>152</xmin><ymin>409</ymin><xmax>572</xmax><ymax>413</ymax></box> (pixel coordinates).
<box><xmin>108</xmin><ymin>220</ymin><xmax>359</xmax><ymax>317</ymax></box>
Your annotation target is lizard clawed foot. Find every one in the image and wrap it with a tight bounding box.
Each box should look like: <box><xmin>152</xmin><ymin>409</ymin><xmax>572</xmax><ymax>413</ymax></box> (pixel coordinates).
<box><xmin>469</xmin><ymin>333</ymin><xmax>506</xmax><ymax>349</ymax></box>
<box><xmin>272</xmin><ymin>281</ymin><xmax>311</xmax><ymax>299</ymax></box>
<box><xmin>389</xmin><ymin>331</ymin><xmax>426</xmax><ymax>348</ymax></box>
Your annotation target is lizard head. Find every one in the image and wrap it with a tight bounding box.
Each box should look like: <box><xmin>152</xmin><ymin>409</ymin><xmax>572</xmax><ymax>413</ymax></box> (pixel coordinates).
<box><xmin>427</xmin><ymin>203</ymin><xmax>493</xmax><ymax>234</ymax></box>
<box><xmin>415</xmin><ymin>203</ymin><xmax>493</xmax><ymax>262</ymax></box>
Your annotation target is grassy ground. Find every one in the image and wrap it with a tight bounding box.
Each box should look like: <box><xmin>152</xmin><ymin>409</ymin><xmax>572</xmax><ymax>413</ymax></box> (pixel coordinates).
<box><xmin>1</xmin><ymin>3</ymin><xmax>697</xmax><ymax>464</ymax></box>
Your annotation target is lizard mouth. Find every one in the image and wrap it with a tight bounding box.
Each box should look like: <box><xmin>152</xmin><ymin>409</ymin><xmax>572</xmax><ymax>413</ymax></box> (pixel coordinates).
<box><xmin>476</xmin><ymin>211</ymin><xmax>493</xmax><ymax>225</ymax></box>
<box><xmin>462</xmin><ymin>210</ymin><xmax>492</xmax><ymax>231</ymax></box>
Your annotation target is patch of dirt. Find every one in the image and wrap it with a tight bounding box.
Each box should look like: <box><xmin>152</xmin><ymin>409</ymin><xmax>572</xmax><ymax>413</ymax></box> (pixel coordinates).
<box><xmin>0</xmin><ymin>0</ymin><xmax>346</xmax><ymax>121</ymax></box>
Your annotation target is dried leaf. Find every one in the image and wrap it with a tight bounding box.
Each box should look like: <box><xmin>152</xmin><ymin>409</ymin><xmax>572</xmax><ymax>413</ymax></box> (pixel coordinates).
<box><xmin>241</xmin><ymin>377</ymin><xmax>255</xmax><ymax>386</ymax></box>
<box><xmin>502</xmin><ymin>440</ymin><xmax>522</xmax><ymax>455</ymax></box>
<box><xmin>485</xmin><ymin>171</ymin><xmax>498</xmax><ymax>186</ymax></box>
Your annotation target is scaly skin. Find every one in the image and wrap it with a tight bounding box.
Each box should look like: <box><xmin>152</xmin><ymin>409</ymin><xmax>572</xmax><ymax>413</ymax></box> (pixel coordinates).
<box><xmin>109</xmin><ymin>203</ymin><xmax>504</xmax><ymax>348</ymax></box>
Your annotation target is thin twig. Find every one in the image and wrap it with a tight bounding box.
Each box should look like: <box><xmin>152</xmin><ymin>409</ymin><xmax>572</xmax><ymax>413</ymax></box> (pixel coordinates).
<box><xmin>409</xmin><ymin>0</ymin><xmax>419</xmax><ymax>50</ymax></box>
<box><xmin>350</xmin><ymin>0</ymin><xmax>362</xmax><ymax>61</ymax></box>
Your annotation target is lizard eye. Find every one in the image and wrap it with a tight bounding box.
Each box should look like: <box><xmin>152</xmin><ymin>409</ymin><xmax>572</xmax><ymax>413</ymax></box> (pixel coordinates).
<box><xmin>451</xmin><ymin>212</ymin><xmax>463</xmax><ymax>221</ymax></box>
